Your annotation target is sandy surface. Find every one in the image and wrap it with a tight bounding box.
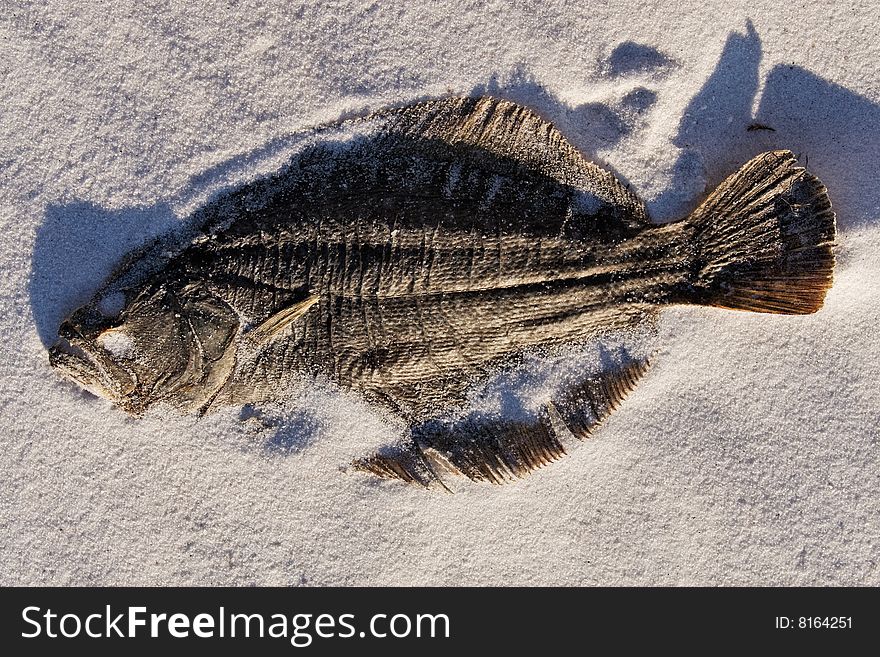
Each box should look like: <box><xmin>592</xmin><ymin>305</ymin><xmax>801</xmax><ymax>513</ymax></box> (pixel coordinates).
<box><xmin>1</xmin><ymin>0</ymin><xmax>878</xmax><ymax>585</ymax></box>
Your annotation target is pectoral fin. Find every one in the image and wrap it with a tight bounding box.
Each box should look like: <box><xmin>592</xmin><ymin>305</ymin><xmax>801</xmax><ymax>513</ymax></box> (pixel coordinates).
<box><xmin>354</xmin><ymin>355</ymin><xmax>651</xmax><ymax>491</ymax></box>
<box><xmin>249</xmin><ymin>294</ymin><xmax>319</xmax><ymax>346</ymax></box>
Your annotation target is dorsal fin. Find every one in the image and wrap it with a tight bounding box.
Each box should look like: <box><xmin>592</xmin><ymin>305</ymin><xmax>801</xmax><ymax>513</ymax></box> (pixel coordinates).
<box><xmin>370</xmin><ymin>96</ymin><xmax>650</xmax><ymax>229</ymax></box>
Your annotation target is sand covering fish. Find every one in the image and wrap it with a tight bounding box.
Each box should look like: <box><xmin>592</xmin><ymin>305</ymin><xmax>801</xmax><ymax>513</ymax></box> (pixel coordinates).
<box><xmin>47</xmin><ymin>96</ymin><xmax>836</xmax><ymax>490</ymax></box>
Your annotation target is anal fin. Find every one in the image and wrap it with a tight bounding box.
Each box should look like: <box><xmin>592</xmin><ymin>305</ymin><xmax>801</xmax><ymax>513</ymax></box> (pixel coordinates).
<box><xmin>354</xmin><ymin>412</ymin><xmax>566</xmax><ymax>492</ymax></box>
<box><xmin>354</xmin><ymin>355</ymin><xmax>652</xmax><ymax>491</ymax></box>
<box><xmin>551</xmin><ymin>356</ymin><xmax>651</xmax><ymax>441</ymax></box>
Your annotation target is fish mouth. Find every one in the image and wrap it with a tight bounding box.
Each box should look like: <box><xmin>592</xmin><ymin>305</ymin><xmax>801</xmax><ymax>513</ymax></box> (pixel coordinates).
<box><xmin>48</xmin><ymin>327</ymin><xmax>136</xmax><ymax>406</ymax></box>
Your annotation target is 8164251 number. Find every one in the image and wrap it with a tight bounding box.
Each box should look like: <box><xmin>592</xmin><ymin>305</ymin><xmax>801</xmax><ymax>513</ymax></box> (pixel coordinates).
<box><xmin>775</xmin><ymin>616</ymin><xmax>852</xmax><ymax>629</ymax></box>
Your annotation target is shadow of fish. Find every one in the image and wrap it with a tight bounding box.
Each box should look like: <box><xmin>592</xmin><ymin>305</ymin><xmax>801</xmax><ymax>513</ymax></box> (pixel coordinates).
<box><xmin>48</xmin><ymin>96</ymin><xmax>836</xmax><ymax>490</ymax></box>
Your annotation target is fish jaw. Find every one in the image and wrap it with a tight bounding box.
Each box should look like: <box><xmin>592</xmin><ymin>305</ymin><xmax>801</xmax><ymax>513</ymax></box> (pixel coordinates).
<box><xmin>48</xmin><ymin>329</ymin><xmax>140</xmax><ymax>413</ymax></box>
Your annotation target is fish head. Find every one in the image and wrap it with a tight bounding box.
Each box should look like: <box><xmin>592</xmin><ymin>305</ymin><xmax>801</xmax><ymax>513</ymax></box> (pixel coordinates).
<box><xmin>49</xmin><ymin>282</ymin><xmax>240</xmax><ymax>415</ymax></box>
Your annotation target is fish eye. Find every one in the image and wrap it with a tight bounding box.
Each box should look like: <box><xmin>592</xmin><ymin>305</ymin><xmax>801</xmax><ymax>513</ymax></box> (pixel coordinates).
<box><xmin>97</xmin><ymin>292</ymin><xmax>126</xmax><ymax>318</ymax></box>
<box><xmin>97</xmin><ymin>328</ymin><xmax>135</xmax><ymax>359</ymax></box>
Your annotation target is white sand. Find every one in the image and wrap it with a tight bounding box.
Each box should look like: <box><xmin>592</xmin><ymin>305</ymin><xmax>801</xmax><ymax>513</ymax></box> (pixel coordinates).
<box><xmin>1</xmin><ymin>1</ymin><xmax>878</xmax><ymax>585</ymax></box>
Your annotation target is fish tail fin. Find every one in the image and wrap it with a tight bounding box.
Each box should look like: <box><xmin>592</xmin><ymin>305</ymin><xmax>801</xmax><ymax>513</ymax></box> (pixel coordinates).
<box><xmin>684</xmin><ymin>150</ymin><xmax>836</xmax><ymax>314</ymax></box>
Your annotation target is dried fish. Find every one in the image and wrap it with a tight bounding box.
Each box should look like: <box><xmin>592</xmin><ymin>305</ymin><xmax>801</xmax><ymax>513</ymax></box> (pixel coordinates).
<box><xmin>48</xmin><ymin>97</ymin><xmax>836</xmax><ymax>488</ymax></box>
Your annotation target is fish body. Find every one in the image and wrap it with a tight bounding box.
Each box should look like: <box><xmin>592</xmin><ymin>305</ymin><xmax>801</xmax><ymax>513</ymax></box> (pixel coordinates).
<box><xmin>49</xmin><ymin>97</ymin><xmax>836</xmax><ymax>488</ymax></box>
